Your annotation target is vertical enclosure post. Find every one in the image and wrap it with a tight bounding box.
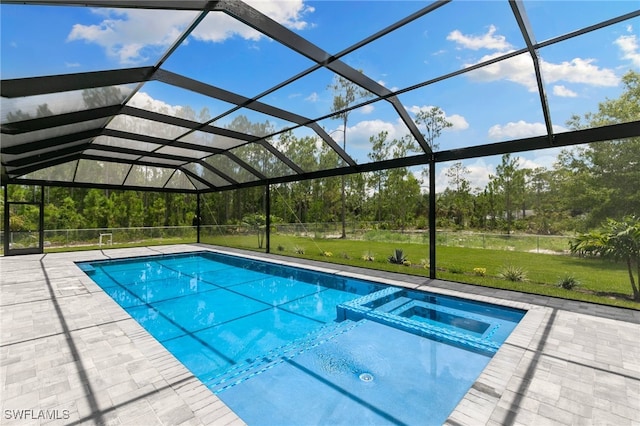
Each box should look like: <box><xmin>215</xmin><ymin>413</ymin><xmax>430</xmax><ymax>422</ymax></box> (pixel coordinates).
<box><xmin>3</xmin><ymin>185</ymin><xmax>8</xmax><ymax>255</ymax></box>
<box><xmin>265</xmin><ymin>184</ymin><xmax>271</xmax><ymax>253</ymax></box>
<box><xmin>39</xmin><ymin>186</ymin><xmax>44</xmax><ymax>253</ymax></box>
<box><xmin>429</xmin><ymin>159</ymin><xmax>436</xmax><ymax>279</ymax></box>
<box><xmin>196</xmin><ymin>193</ymin><xmax>201</xmax><ymax>244</ymax></box>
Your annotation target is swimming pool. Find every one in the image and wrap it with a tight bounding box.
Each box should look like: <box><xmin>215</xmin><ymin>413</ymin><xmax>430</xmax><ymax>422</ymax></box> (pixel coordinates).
<box><xmin>79</xmin><ymin>251</ymin><xmax>525</xmax><ymax>425</ymax></box>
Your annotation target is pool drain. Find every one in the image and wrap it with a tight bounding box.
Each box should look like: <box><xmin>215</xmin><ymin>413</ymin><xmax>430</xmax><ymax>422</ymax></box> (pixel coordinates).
<box><xmin>359</xmin><ymin>373</ymin><xmax>374</xmax><ymax>382</ymax></box>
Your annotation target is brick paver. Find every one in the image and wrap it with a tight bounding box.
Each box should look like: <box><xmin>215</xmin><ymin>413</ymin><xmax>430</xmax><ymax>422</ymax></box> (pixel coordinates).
<box><xmin>1</xmin><ymin>244</ymin><xmax>638</xmax><ymax>425</ymax></box>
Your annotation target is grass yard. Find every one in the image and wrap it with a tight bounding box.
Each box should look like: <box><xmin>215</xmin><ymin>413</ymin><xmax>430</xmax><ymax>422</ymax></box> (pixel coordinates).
<box><xmin>363</xmin><ymin>229</ymin><xmax>571</xmax><ymax>253</ymax></box>
<box><xmin>203</xmin><ymin>233</ymin><xmax>640</xmax><ymax>310</ymax></box>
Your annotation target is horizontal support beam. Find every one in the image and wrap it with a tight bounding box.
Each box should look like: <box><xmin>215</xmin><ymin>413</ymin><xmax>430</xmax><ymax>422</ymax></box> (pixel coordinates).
<box><xmin>121</xmin><ymin>105</ymin><xmax>256</xmax><ymax>142</ymax></box>
<box><xmin>1</xmin><ymin>106</ymin><xmax>120</xmax><ymax>135</ymax></box>
<box><xmin>436</xmin><ymin>121</ymin><xmax>640</xmax><ymax>162</ymax></box>
<box><xmin>0</xmin><ymin>0</ymin><xmax>208</xmax><ymax>10</ymax></box>
<box><xmin>7</xmin><ymin>178</ymin><xmax>199</xmax><ymax>194</ymax></box>
<box><xmin>1</xmin><ymin>67</ymin><xmax>154</xmax><ymax>98</ymax></box>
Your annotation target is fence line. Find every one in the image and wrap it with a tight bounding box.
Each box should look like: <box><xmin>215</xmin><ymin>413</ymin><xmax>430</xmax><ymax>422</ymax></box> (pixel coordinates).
<box><xmin>0</xmin><ymin>223</ymin><xmax>573</xmax><ymax>254</ymax></box>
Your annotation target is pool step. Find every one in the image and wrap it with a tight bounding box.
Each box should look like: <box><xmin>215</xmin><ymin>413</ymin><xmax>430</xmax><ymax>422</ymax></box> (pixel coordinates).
<box><xmin>376</xmin><ymin>296</ymin><xmax>412</xmax><ymax>313</ymax></box>
<box><xmin>206</xmin><ymin>319</ymin><xmax>362</xmax><ymax>394</ymax></box>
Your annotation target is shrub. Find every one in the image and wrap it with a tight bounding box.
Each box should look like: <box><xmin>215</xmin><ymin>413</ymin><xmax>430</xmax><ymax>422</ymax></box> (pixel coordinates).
<box><xmin>339</xmin><ymin>252</ymin><xmax>350</xmax><ymax>259</ymax></box>
<box><xmin>388</xmin><ymin>248</ymin><xmax>407</xmax><ymax>265</ymax></box>
<box><xmin>276</xmin><ymin>244</ymin><xmax>285</xmax><ymax>252</ymax></box>
<box><xmin>322</xmin><ymin>251</ymin><xmax>333</xmax><ymax>257</ymax></box>
<box><xmin>473</xmin><ymin>267</ymin><xmax>487</xmax><ymax>277</ymax></box>
<box><xmin>362</xmin><ymin>251</ymin><xmax>375</xmax><ymax>262</ymax></box>
<box><xmin>403</xmin><ymin>260</ymin><xmax>412</xmax><ymax>267</ymax></box>
<box><xmin>420</xmin><ymin>258</ymin><xmax>430</xmax><ymax>270</ymax></box>
<box><xmin>498</xmin><ymin>265</ymin><xmax>528</xmax><ymax>282</ymax></box>
<box><xmin>557</xmin><ymin>274</ymin><xmax>581</xmax><ymax>290</ymax></box>
<box><xmin>293</xmin><ymin>246</ymin><xmax>305</xmax><ymax>254</ymax></box>
<box><xmin>449</xmin><ymin>266</ymin><xmax>464</xmax><ymax>274</ymax></box>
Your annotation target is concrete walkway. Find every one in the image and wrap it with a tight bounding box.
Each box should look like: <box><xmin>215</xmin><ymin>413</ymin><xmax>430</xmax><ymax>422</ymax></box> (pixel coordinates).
<box><xmin>1</xmin><ymin>244</ymin><xmax>638</xmax><ymax>425</ymax></box>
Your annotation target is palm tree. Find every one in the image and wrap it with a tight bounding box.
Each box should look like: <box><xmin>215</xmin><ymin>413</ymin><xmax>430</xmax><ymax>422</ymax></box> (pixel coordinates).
<box><xmin>570</xmin><ymin>216</ymin><xmax>640</xmax><ymax>301</ymax></box>
<box><xmin>242</xmin><ymin>213</ymin><xmax>267</xmax><ymax>249</ymax></box>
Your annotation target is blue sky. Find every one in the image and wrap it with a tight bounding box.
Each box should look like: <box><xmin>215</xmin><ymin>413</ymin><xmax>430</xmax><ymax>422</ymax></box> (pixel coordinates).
<box><xmin>2</xmin><ymin>1</ymin><xmax>639</xmax><ymax>191</ymax></box>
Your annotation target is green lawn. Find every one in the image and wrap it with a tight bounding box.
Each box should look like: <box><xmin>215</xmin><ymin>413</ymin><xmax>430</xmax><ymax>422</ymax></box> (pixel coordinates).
<box><xmin>203</xmin><ymin>233</ymin><xmax>640</xmax><ymax>310</ymax></box>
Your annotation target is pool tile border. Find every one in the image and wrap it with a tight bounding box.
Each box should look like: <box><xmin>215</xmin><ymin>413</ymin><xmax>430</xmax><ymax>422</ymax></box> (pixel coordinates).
<box><xmin>1</xmin><ymin>244</ymin><xmax>639</xmax><ymax>425</ymax></box>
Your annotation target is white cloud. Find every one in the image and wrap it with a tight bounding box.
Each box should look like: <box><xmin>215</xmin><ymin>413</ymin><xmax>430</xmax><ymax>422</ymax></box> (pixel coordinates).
<box><xmin>487</xmin><ymin>120</ymin><xmax>567</xmax><ymax>140</ymax></box>
<box><xmin>436</xmin><ymin>148</ymin><xmax>565</xmax><ymax>193</ymax></box>
<box><xmin>464</xmin><ymin>51</ymin><xmax>619</xmax><ymax>92</ymax></box>
<box><xmin>615</xmin><ymin>34</ymin><xmax>640</xmax><ymax>67</ymax></box>
<box><xmin>407</xmin><ymin>105</ymin><xmax>469</xmax><ymax>131</ymax></box>
<box><xmin>68</xmin><ymin>2</ymin><xmax>313</xmax><ymax>64</ymax></box>
<box><xmin>323</xmin><ymin>118</ymin><xmax>411</xmax><ymax>160</ymax></box>
<box><xmin>552</xmin><ymin>85</ymin><xmax>577</xmax><ymax>97</ymax></box>
<box><xmin>67</xmin><ymin>9</ymin><xmax>193</xmax><ymax>64</ymax></box>
<box><xmin>305</xmin><ymin>92</ymin><xmax>319</xmax><ymax>102</ymax></box>
<box><xmin>516</xmin><ymin>156</ymin><xmax>542</xmax><ymax>170</ymax></box>
<box><xmin>542</xmin><ymin>57</ymin><xmax>619</xmax><ymax>87</ymax></box>
<box><xmin>246</xmin><ymin>0</ymin><xmax>313</xmax><ymax>31</ymax></box>
<box><xmin>128</xmin><ymin>91</ymin><xmax>181</xmax><ymax>116</ymax></box>
<box><xmin>446</xmin><ymin>114</ymin><xmax>470</xmax><ymax>130</ymax></box>
<box><xmin>346</xmin><ymin>119</ymin><xmax>406</xmax><ymax>147</ymax></box>
<box><xmin>449</xmin><ymin>25</ymin><xmax>619</xmax><ymax>92</ymax></box>
<box><xmin>192</xmin><ymin>13</ymin><xmax>261</xmax><ymax>42</ymax></box>
<box><xmin>436</xmin><ymin>159</ymin><xmax>495</xmax><ymax>193</ymax></box>
<box><xmin>466</xmin><ymin>160</ymin><xmax>494</xmax><ymax>190</ymax></box>
<box><xmin>465</xmin><ymin>51</ymin><xmax>537</xmax><ymax>90</ymax></box>
<box><xmin>65</xmin><ymin>62</ymin><xmax>81</xmax><ymax>68</ymax></box>
<box><xmin>359</xmin><ymin>104</ymin><xmax>375</xmax><ymax>115</ymax></box>
<box><xmin>447</xmin><ymin>25</ymin><xmax>512</xmax><ymax>51</ymax></box>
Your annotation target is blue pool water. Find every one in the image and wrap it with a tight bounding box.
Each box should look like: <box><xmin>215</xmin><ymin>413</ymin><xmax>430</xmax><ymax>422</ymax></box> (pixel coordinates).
<box><xmin>79</xmin><ymin>251</ymin><xmax>525</xmax><ymax>425</ymax></box>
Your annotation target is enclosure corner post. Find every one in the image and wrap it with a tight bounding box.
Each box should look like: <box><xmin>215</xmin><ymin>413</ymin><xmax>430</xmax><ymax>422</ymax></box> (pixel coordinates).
<box><xmin>265</xmin><ymin>184</ymin><xmax>271</xmax><ymax>254</ymax></box>
<box><xmin>429</xmin><ymin>159</ymin><xmax>436</xmax><ymax>279</ymax></box>
<box><xmin>196</xmin><ymin>193</ymin><xmax>201</xmax><ymax>244</ymax></box>
<box><xmin>3</xmin><ymin>185</ymin><xmax>8</xmax><ymax>255</ymax></box>
<box><xmin>39</xmin><ymin>185</ymin><xmax>44</xmax><ymax>253</ymax></box>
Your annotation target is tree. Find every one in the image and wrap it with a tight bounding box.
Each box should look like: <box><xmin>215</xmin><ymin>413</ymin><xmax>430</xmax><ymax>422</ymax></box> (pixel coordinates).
<box><xmin>55</xmin><ymin>197</ymin><xmax>84</xmax><ymax>230</ymax></box>
<box><xmin>5</xmin><ymin>103</ymin><xmax>53</xmax><ymax>122</ymax></box>
<box><xmin>328</xmin><ymin>73</ymin><xmax>371</xmax><ymax>238</ymax></box>
<box><xmin>414</xmin><ymin>106</ymin><xmax>452</xmax><ymax>151</ymax></box>
<box><xmin>242</xmin><ymin>213</ymin><xmax>268</xmax><ymax>249</ymax></box>
<box><xmin>82</xmin><ymin>189</ymin><xmax>111</xmax><ymax>228</ymax></box>
<box><xmin>111</xmin><ymin>191</ymin><xmax>144</xmax><ymax>228</ymax></box>
<box><xmin>385</xmin><ymin>168</ymin><xmax>421</xmax><ymax>231</ymax></box>
<box><xmin>368</xmin><ymin>131</ymin><xmax>391</xmax><ymax>221</ymax></box>
<box><xmin>564</xmin><ymin>70</ymin><xmax>640</xmax><ymax>227</ymax></box>
<box><xmin>444</xmin><ymin>162</ymin><xmax>472</xmax><ymax>227</ymax></box>
<box><xmin>380</xmin><ymin>135</ymin><xmax>422</xmax><ymax>231</ymax></box>
<box><xmin>570</xmin><ymin>216</ymin><xmax>640</xmax><ymax>301</ymax></box>
<box><xmin>275</xmin><ymin>132</ymin><xmax>321</xmax><ymax>223</ymax></box>
<box><xmin>415</xmin><ymin>106</ymin><xmax>452</xmax><ymax>202</ymax></box>
<box><xmin>83</xmin><ymin>87</ymin><xmax>124</xmax><ymax>109</ymax></box>
<box><xmin>490</xmin><ymin>154</ymin><xmax>526</xmax><ymax>233</ymax></box>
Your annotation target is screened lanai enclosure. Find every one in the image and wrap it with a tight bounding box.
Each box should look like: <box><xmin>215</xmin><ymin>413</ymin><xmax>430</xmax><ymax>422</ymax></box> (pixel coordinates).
<box><xmin>1</xmin><ymin>0</ymin><xmax>639</xmax><ymax>270</ymax></box>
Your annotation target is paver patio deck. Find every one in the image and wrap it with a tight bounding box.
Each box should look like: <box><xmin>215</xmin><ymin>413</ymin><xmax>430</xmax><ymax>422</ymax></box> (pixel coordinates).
<box><xmin>1</xmin><ymin>244</ymin><xmax>638</xmax><ymax>425</ymax></box>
